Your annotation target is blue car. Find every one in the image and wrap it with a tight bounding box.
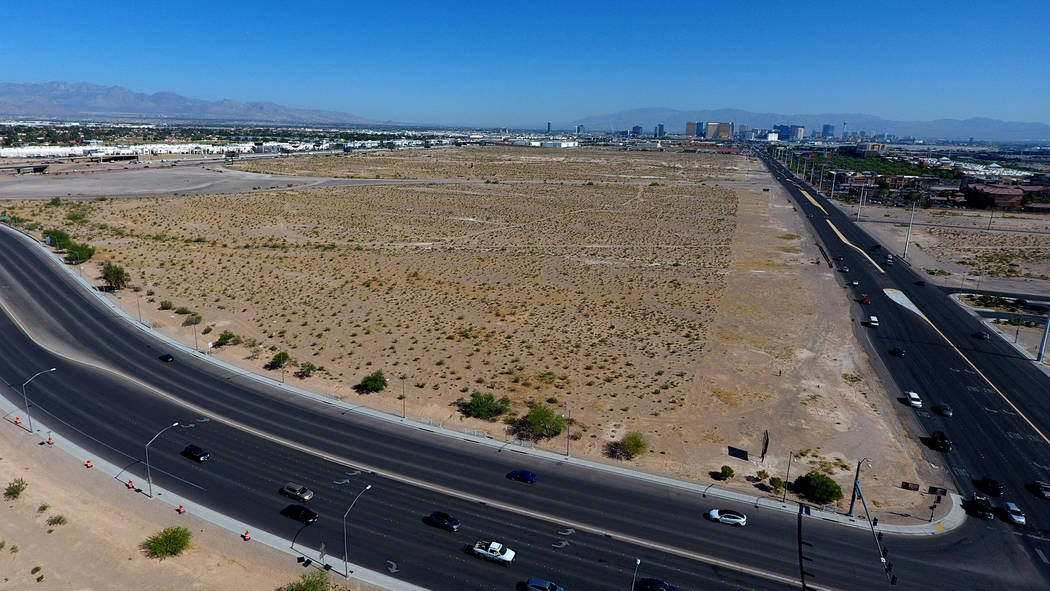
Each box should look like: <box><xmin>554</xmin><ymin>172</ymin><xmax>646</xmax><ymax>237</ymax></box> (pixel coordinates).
<box><xmin>507</xmin><ymin>470</ymin><xmax>537</xmax><ymax>484</ymax></box>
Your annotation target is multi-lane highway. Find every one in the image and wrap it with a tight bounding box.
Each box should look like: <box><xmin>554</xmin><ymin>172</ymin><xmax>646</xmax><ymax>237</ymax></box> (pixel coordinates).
<box><xmin>1</xmin><ymin>155</ymin><xmax>1047</xmax><ymax>589</ymax></box>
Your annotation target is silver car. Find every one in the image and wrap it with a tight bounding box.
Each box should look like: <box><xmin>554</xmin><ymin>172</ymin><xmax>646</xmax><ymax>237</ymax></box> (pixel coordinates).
<box><xmin>280</xmin><ymin>482</ymin><xmax>315</xmax><ymax>502</ymax></box>
<box><xmin>707</xmin><ymin>508</ymin><xmax>747</xmax><ymax>527</ymax></box>
<box><xmin>1002</xmin><ymin>501</ymin><xmax>1026</xmax><ymax>525</ymax></box>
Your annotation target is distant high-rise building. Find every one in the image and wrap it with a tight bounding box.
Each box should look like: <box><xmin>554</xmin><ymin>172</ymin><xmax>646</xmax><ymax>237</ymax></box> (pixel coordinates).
<box><xmin>789</xmin><ymin>125</ymin><xmax>805</xmax><ymax>141</ymax></box>
<box><xmin>705</xmin><ymin>122</ymin><xmax>733</xmax><ymax>139</ymax></box>
<box><xmin>822</xmin><ymin>124</ymin><xmax>835</xmax><ymax>138</ymax></box>
<box><xmin>685</xmin><ymin>121</ymin><xmax>697</xmax><ymax>137</ymax></box>
<box><xmin>575</xmin><ymin>124</ymin><xmax>584</xmax><ymax>134</ymax></box>
<box><xmin>773</xmin><ymin>124</ymin><xmax>791</xmax><ymax>139</ymax></box>
<box><xmin>546</xmin><ymin>122</ymin><xmax>551</xmax><ymax>134</ymax></box>
<box><xmin>631</xmin><ymin>125</ymin><xmax>643</xmax><ymax>137</ymax></box>
<box><xmin>655</xmin><ymin>123</ymin><xmax>665</xmax><ymax>138</ymax></box>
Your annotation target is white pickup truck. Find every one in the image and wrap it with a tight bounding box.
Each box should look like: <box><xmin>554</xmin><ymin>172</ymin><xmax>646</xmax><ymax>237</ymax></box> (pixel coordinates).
<box><xmin>471</xmin><ymin>540</ymin><xmax>516</xmax><ymax>566</ymax></box>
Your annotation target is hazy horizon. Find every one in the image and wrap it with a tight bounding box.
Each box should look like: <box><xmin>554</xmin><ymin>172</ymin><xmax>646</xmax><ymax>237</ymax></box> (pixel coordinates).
<box><xmin>3</xmin><ymin>1</ymin><xmax>1047</xmax><ymax>127</ymax></box>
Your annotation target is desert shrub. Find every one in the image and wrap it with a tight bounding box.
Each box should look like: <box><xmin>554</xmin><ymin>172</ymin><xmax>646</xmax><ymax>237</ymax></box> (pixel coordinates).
<box><xmin>458</xmin><ymin>392</ymin><xmax>511</xmax><ymax>420</ymax></box>
<box><xmin>794</xmin><ymin>471</ymin><xmax>844</xmax><ymax>504</ymax></box>
<box><xmin>720</xmin><ymin>465</ymin><xmax>735</xmax><ymax>480</ymax></box>
<box><xmin>357</xmin><ymin>370</ymin><xmax>388</xmax><ymax>393</ymax></box>
<box><xmin>43</xmin><ymin>228</ymin><xmax>71</xmax><ymax>249</ymax></box>
<box><xmin>770</xmin><ymin>476</ymin><xmax>785</xmax><ymax>492</ymax></box>
<box><xmin>181</xmin><ymin>313</ymin><xmax>202</xmax><ymax>327</ymax></box>
<box><xmin>297</xmin><ymin>362</ymin><xmax>317</xmax><ymax>378</ymax></box>
<box><xmin>756</xmin><ymin>470</ymin><xmax>769</xmax><ymax>480</ymax></box>
<box><xmin>159</xmin><ymin>300</ymin><xmax>173</xmax><ymax>310</ymax></box>
<box><xmin>270</xmin><ymin>351</ymin><xmax>291</xmax><ymax>369</ymax></box>
<box><xmin>200</xmin><ymin>326</ymin><xmax>213</xmax><ymax>335</ymax></box>
<box><xmin>526</xmin><ymin>403</ymin><xmax>565</xmax><ymax>438</ymax></box>
<box><xmin>101</xmin><ymin>261</ymin><xmax>131</xmax><ymax>290</ymax></box>
<box><xmin>64</xmin><ymin>242</ymin><xmax>95</xmax><ymax>263</ymax></box>
<box><xmin>174</xmin><ymin>306</ymin><xmax>192</xmax><ymax>315</ymax></box>
<box><xmin>4</xmin><ymin>478</ymin><xmax>27</xmax><ymax>500</ymax></box>
<box><xmin>46</xmin><ymin>515</ymin><xmax>67</xmax><ymax>526</ymax></box>
<box><xmin>618</xmin><ymin>432</ymin><xmax>648</xmax><ymax>459</ymax></box>
<box><xmin>37</xmin><ymin>503</ymin><xmax>49</xmax><ymax>513</ymax></box>
<box><xmin>215</xmin><ymin>330</ymin><xmax>240</xmax><ymax>346</ymax></box>
<box><xmin>47</xmin><ymin>197</ymin><xmax>62</xmax><ymax>207</ymax></box>
<box><xmin>142</xmin><ymin>526</ymin><xmax>192</xmax><ymax>558</ymax></box>
<box><xmin>281</xmin><ymin>569</ymin><xmax>333</xmax><ymax>591</ymax></box>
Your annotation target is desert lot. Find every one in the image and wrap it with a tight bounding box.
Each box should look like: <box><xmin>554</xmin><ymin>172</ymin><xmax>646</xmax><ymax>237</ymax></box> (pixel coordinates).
<box><xmin>3</xmin><ymin>147</ymin><xmax>937</xmax><ymax>512</ymax></box>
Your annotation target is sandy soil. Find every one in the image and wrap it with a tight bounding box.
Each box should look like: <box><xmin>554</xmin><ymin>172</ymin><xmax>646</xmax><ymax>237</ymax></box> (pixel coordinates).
<box><xmin>0</xmin><ymin>424</ymin><xmax>376</xmax><ymax>591</ymax></box>
<box><xmin>2</xmin><ymin>147</ymin><xmax>940</xmax><ymax>516</ymax></box>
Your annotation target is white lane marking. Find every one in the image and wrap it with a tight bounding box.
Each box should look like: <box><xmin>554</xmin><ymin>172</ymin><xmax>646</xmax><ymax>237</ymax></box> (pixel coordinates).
<box><xmin>1036</xmin><ymin>548</ymin><xmax>1049</xmax><ymax>564</ymax></box>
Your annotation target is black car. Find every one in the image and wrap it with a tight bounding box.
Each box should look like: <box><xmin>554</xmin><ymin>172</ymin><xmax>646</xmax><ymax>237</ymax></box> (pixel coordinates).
<box><xmin>978</xmin><ymin>477</ymin><xmax>1006</xmax><ymax>496</ymax></box>
<box><xmin>158</xmin><ymin>353</ymin><xmax>175</xmax><ymax>363</ymax></box>
<box><xmin>280</xmin><ymin>504</ymin><xmax>319</xmax><ymax>524</ymax></box>
<box><xmin>930</xmin><ymin>431</ymin><xmax>953</xmax><ymax>453</ymax></box>
<box><xmin>933</xmin><ymin>404</ymin><xmax>954</xmax><ymax>417</ymax></box>
<box><xmin>889</xmin><ymin>347</ymin><xmax>906</xmax><ymax>357</ymax></box>
<box><xmin>636</xmin><ymin>578</ymin><xmax>679</xmax><ymax>591</ymax></box>
<box><xmin>832</xmin><ymin>256</ymin><xmax>845</xmax><ymax>261</ymax></box>
<box><xmin>973</xmin><ymin>331</ymin><xmax>991</xmax><ymax>340</ymax></box>
<box><xmin>914</xmin><ymin>280</ymin><xmax>926</xmax><ymax>286</ymax></box>
<box><xmin>180</xmin><ymin>444</ymin><xmax>210</xmax><ymax>462</ymax></box>
<box><xmin>970</xmin><ymin>493</ymin><xmax>995</xmax><ymax>520</ymax></box>
<box><xmin>424</xmin><ymin>511</ymin><xmax>461</xmax><ymax>532</ymax></box>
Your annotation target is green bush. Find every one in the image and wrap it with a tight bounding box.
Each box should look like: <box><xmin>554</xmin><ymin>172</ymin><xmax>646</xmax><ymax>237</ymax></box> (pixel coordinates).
<box><xmin>270</xmin><ymin>351</ymin><xmax>291</xmax><ymax>369</ymax></box>
<box><xmin>770</xmin><ymin>476</ymin><xmax>785</xmax><ymax>492</ymax></box>
<box><xmin>618</xmin><ymin>432</ymin><xmax>648</xmax><ymax>459</ymax></box>
<box><xmin>794</xmin><ymin>471</ymin><xmax>844</xmax><ymax>504</ymax></box>
<box><xmin>357</xmin><ymin>370</ymin><xmax>388</xmax><ymax>393</ymax></box>
<box><xmin>174</xmin><ymin>306</ymin><xmax>192</xmax><ymax>315</ymax></box>
<box><xmin>526</xmin><ymin>403</ymin><xmax>565</xmax><ymax>438</ymax></box>
<box><xmin>46</xmin><ymin>515</ymin><xmax>67</xmax><ymax>526</ymax></box>
<box><xmin>281</xmin><ymin>569</ymin><xmax>333</xmax><ymax>591</ymax></box>
<box><xmin>159</xmin><ymin>300</ymin><xmax>173</xmax><ymax>310</ymax></box>
<box><xmin>64</xmin><ymin>242</ymin><xmax>95</xmax><ymax>263</ymax></box>
<box><xmin>142</xmin><ymin>526</ymin><xmax>192</xmax><ymax>559</ymax></box>
<box><xmin>4</xmin><ymin>478</ymin><xmax>27</xmax><ymax>500</ymax></box>
<box><xmin>215</xmin><ymin>330</ymin><xmax>240</xmax><ymax>346</ymax></box>
<box><xmin>47</xmin><ymin>197</ymin><xmax>62</xmax><ymax>207</ymax></box>
<box><xmin>459</xmin><ymin>392</ymin><xmax>511</xmax><ymax>420</ymax></box>
<box><xmin>720</xmin><ymin>465</ymin><xmax>735</xmax><ymax>480</ymax></box>
<box><xmin>297</xmin><ymin>362</ymin><xmax>317</xmax><ymax>378</ymax></box>
<box><xmin>182</xmin><ymin>313</ymin><xmax>202</xmax><ymax>327</ymax></box>
<box><xmin>43</xmin><ymin>228</ymin><xmax>71</xmax><ymax>250</ymax></box>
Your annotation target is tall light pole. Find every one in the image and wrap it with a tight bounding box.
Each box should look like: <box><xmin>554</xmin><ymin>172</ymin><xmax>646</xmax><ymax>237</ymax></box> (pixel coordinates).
<box><xmin>629</xmin><ymin>558</ymin><xmax>641</xmax><ymax>590</ymax></box>
<box><xmin>561</xmin><ymin>407</ymin><xmax>571</xmax><ymax>457</ymax></box>
<box><xmin>21</xmin><ymin>367</ymin><xmax>56</xmax><ymax>433</ymax></box>
<box><xmin>145</xmin><ymin>421</ymin><xmax>179</xmax><ymax>498</ymax></box>
<box><xmin>343</xmin><ymin>484</ymin><xmax>372</xmax><ymax>579</ymax></box>
<box><xmin>902</xmin><ymin>201</ymin><xmax>917</xmax><ymax>260</ymax></box>
<box><xmin>847</xmin><ymin>457</ymin><xmax>872</xmax><ymax>517</ymax></box>
<box><xmin>783</xmin><ymin>451</ymin><xmax>797</xmax><ymax>503</ymax></box>
<box><xmin>400</xmin><ymin>375</ymin><xmax>406</xmax><ymax>420</ymax></box>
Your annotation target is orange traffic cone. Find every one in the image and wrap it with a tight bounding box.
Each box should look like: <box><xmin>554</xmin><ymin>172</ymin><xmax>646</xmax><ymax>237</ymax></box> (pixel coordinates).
<box><xmin>127</xmin><ymin>480</ymin><xmax>134</xmax><ymax>489</ymax></box>
<box><xmin>177</xmin><ymin>505</ymin><xmax>185</xmax><ymax>514</ymax></box>
<box><xmin>242</xmin><ymin>530</ymin><xmax>251</xmax><ymax>541</ymax></box>
<box><xmin>85</xmin><ymin>460</ymin><xmax>93</xmax><ymax>468</ymax></box>
<box><xmin>47</xmin><ymin>436</ymin><xmax>53</xmax><ymax>446</ymax></box>
<box><xmin>15</xmin><ymin>417</ymin><xmax>21</xmax><ymax>426</ymax></box>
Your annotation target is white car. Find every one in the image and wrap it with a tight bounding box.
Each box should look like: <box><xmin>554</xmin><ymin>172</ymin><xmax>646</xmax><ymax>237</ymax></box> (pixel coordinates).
<box><xmin>707</xmin><ymin>508</ymin><xmax>747</xmax><ymax>527</ymax></box>
<box><xmin>905</xmin><ymin>391</ymin><xmax>923</xmax><ymax>408</ymax></box>
<box><xmin>1002</xmin><ymin>501</ymin><xmax>1027</xmax><ymax>525</ymax></box>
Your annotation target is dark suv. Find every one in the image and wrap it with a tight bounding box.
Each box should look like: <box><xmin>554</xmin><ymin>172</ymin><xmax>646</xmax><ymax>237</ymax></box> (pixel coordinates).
<box><xmin>180</xmin><ymin>444</ymin><xmax>210</xmax><ymax>462</ymax></box>
<box><xmin>930</xmin><ymin>431</ymin><xmax>953</xmax><ymax>453</ymax></box>
<box><xmin>280</xmin><ymin>504</ymin><xmax>319</xmax><ymax>524</ymax></box>
<box><xmin>978</xmin><ymin>477</ymin><xmax>1006</xmax><ymax>496</ymax></box>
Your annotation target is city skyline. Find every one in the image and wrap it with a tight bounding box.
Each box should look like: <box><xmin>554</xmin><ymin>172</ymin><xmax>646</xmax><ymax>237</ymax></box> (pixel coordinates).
<box><xmin>2</xmin><ymin>1</ymin><xmax>1047</xmax><ymax>127</ymax></box>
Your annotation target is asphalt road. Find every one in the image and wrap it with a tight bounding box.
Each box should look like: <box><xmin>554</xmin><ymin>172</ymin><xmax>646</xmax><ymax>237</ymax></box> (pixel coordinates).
<box><xmin>761</xmin><ymin>152</ymin><xmax>1050</xmax><ymax>586</ymax></box>
<box><xmin>1</xmin><ymin>164</ymin><xmax>1047</xmax><ymax>589</ymax></box>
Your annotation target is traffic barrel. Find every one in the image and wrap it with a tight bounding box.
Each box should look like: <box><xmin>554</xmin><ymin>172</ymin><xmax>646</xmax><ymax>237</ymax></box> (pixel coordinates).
<box><xmin>127</xmin><ymin>480</ymin><xmax>134</xmax><ymax>489</ymax></box>
<box><xmin>177</xmin><ymin>505</ymin><xmax>185</xmax><ymax>514</ymax></box>
<box><xmin>85</xmin><ymin>460</ymin><xmax>93</xmax><ymax>468</ymax></box>
<box><xmin>242</xmin><ymin>530</ymin><xmax>251</xmax><ymax>541</ymax></box>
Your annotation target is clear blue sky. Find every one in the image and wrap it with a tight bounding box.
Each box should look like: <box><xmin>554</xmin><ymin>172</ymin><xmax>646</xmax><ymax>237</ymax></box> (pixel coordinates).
<box><xmin>3</xmin><ymin>0</ymin><xmax>1047</xmax><ymax>126</ymax></box>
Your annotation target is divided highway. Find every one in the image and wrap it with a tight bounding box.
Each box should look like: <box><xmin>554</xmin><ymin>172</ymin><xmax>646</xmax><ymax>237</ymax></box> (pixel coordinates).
<box><xmin>0</xmin><ymin>165</ymin><xmax>1043</xmax><ymax>589</ymax></box>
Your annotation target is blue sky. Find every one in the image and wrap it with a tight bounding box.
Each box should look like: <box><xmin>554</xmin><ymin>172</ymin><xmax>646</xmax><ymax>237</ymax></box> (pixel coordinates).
<box><xmin>3</xmin><ymin>1</ymin><xmax>1048</xmax><ymax>126</ymax></box>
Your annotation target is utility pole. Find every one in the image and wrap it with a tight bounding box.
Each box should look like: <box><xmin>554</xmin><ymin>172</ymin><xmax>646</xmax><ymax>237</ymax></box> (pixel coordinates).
<box><xmin>902</xmin><ymin>201</ymin><xmax>917</xmax><ymax>260</ymax></box>
<box><xmin>847</xmin><ymin>458</ymin><xmax>871</xmax><ymax>517</ymax></box>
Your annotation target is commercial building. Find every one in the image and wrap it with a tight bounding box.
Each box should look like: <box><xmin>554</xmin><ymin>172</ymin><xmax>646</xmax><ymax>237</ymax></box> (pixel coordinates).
<box><xmin>789</xmin><ymin>125</ymin><xmax>805</xmax><ymax>141</ymax></box>
<box><xmin>822</xmin><ymin>124</ymin><xmax>835</xmax><ymax>138</ymax></box>
<box><xmin>685</xmin><ymin>121</ymin><xmax>697</xmax><ymax>137</ymax></box>
<box><xmin>546</xmin><ymin>122</ymin><xmax>551</xmax><ymax>134</ymax></box>
<box><xmin>631</xmin><ymin>125</ymin><xmax>643</xmax><ymax>137</ymax></box>
<box><xmin>655</xmin><ymin>123</ymin><xmax>665</xmax><ymax>138</ymax></box>
<box><xmin>705</xmin><ymin>122</ymin><xmax>733</xmax><ymax>139</ymax></box>
<box><xmin>575</xmin><ymin>125</ymin><xmax>584</xmax><ymax>135</ymax></box>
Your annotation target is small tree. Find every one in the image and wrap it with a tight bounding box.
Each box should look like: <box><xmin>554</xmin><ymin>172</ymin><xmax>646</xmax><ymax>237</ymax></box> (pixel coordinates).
<box><xmin>270</xmin><ymin>351</ymin><xmax>290</xmax><ymax>369</ymax></box>
<box><xmin>297</xmin><ymin>362</ymin><xmax>317</xmax><ymax>378</ymax></box>
<box><xmin>43</xmin><ymin>228</ymin><xmax>71</xmax><ymax>249</ymax></box>
<box><xmin>101</xmin><ymin>261</ymin><xmax>131</xmax><ymax>290</ymax></box>
<box><xmin>459</xmin><ymin>392</ymin><xmax>511</xmax><ymax>420</ymax></box>
<box><xmin>770</xmin><ymin>476</ymin><xmax>785</xmax><ymax>493</ymax></box>
<box><xmin>526</xmin><ymin>403</ymin><xmax>565</xmax><ymax>439</ymax></box>
<box><xmin>182</xmin><ymin>313</ymin><xmax>202</xmax><ymax>327</ymax></box>
<box><xmin>215</xmin><ymin>330</ymin><xmax>240</xmax><ymax>347</ymax></box>
<box><xmin>720</xmin><ymin>465</ymin><xmax>735</xmax><ymax>480</ymax></box>
<box><xmin>357</xmin><ymin>370</ymin><xmax>388</xmax><ymax>393</ymax></box>
<box><xmin>794</xmin><ymin>471</ymin><xmax>844</xmax><ymax>504</ymax></box>
<box><xmin>64</xmin><ymin>242</ymin><xmax>95</xmax><ymax>263</ymax></box>
<box><xmin>618</xmin><ymin>432</ymin><xmax>648</xmax><ymax>459</ymax></box>
<box><xmin>142</xmin><ymin>526</ymin><xmax>192</xmax><ymax>559</ymax></box>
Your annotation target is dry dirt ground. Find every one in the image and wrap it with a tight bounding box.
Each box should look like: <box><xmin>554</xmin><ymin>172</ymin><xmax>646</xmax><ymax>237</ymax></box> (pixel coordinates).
<box><xmin>3</xmin><ymin>147</ymin><xmax>940</xmax><ymax>517</ymax></box>
<box><xmin>0</xmin><ymin>423</ymin><xmax>374</xmax><ymax>591</ymax></box>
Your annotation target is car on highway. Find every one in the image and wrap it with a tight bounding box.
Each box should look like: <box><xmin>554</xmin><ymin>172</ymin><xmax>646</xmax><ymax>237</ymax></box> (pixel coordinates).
<box><xmin>180</xmin><ymin>444</ymin><xmax>210</xmax><ymax>462</ymax></box>
<box><xmin>970</xmin><ymin>493</ymin><xmax>995</xmax><ymax>520</ymax></box>
<box><xmin>905</xmin><ymin>391</ymin><xmax>922</xmax><ymax>408</ymax></box>
<box><xmin>832</xmin><ymin>256</ymin><xmax>845</xmax><ymax>261</ymax></box>
<box><xmin>279</xmin><ymin>482</ymin><xmax>314</xmax><ymax>502</ymax></box>
<box><xmin>424</xmin><ymin>511</ymin><xmax>461</xmax><ymax>532</ymax></box>
<box><xmin>706</xmin><ymin>508</ymin><xmax>747</xmax><ymax>527</ymax></box>
<box><xmin>507</xmin><ymin>470</ymin><xmax>537</xmax><ymax>484</ymax></box>
<box><xmin>978</xmin><ymin>477</ymin><xmax>1006</xmax><ymax>496</ymax></box>
<box><xmin>1032</xmin><ymin>481</ymin><xmax>1050</xmax><ymax>499</ymax></box>
<box><xmin>859</xmin><ymin>294</ymin><xmax>871</xmax><ymax>304</ymax></box>
<box><xmin>930</xmin><ymin>431</ymin><xmax>953</xmax><ymax>452</ymax></box>
<box><xmin>280</xmin><ymin>504</ymin><xmax>319</xmax><ymax>524</ymax></box>
<box><xmin>848</xmin><ymin>280</ymin><xmax>859</xmax><ymax>287</ymax></box>
<box><xmin>635</xmin><ymin>578</ymin><xmax>679</xmax><ymax>591</ymax></box>
<box><xmin>890</xmin><ymin>347</ymin><xmax>906</xmax><ymax>357</ymax></box>
<box><xmin>1002</xmin><ymin>501</ymin><xmax>1027</xmax><ymax>525</ymax></box>
<box><xmin>933</xmin><ymin>403</ymin><xmax>954</xmax><ymax>417</ymax></box>
<box><xmin>914</xmin><ymin>280</ymin><xmax>926</xmax><ymax>286</ymax></box>
<box><xmin>973</xmin><ymin>331</ymin><xmax>991</xmax><ymax>340</ymax></box>
<box><xmin>158</xmin><ymin>353</ymin><xmax>175</xmax><ymax>363</ymax></box>
<box><xmin>524</xmin><ymin>576</ymin><xmax>565</xmax><ymax>591</ymax></box>
<box><xmin>839</xmin><ymin>265</ymin><xmax>850</xmax><ymax>273</ymax></box>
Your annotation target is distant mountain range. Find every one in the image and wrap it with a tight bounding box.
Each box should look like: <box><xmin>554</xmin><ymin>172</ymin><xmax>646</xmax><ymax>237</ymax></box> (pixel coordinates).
<box><xmin>0</xmin><ymin>82</ymin><xmax>376</xmax><ymax>125</ymax></box>
<box><xmin>570</xmin><ymin>108</ymin><xmax>1050</xmax><ymax>142</ymax></box>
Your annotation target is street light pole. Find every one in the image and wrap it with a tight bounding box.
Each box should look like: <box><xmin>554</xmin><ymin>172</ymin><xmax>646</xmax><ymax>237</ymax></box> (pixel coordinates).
<box><xmin>145</xmin><ymin>421</ymin><xmax>179</xmax><ymax>498</ymax></box>
<box><xmin>847</xmin><ymin>457</ymin><xmax>871</xmax><ymax>517</ymax></box>
<box><xmin>629</xmin><ymin>558</ymin><xmax>641</xmax><ymax>591</ymax></box>
<box><xmin>342</xmin><ymin>484</ymin><xmax>372</xmax><ymax>579</ymax></box>
<box><xmin>21</xmin><ymin>368</ymin><xmax>56</xmax><ymax>433</ymax></box>
<box><xmin>400</xmin><ymin>375</ymin><xmax>406</xmax><ymax>420</ymax></box>
<box><xmin>902</xmin><ymin>201</ymin><xmax>916</xmax><ymax>260</ymax></box>
<box><xmin>783</xmin><ymin>451</ymin><xmax>796</xmax><ymax>503</ymax></box>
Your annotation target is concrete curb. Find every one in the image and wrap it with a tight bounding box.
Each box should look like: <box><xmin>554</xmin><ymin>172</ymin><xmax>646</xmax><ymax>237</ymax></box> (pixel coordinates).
<box><xmin>0</xmin><ymin>222</ymin><xmax>966</xmax><ymax>538</ymax></box>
